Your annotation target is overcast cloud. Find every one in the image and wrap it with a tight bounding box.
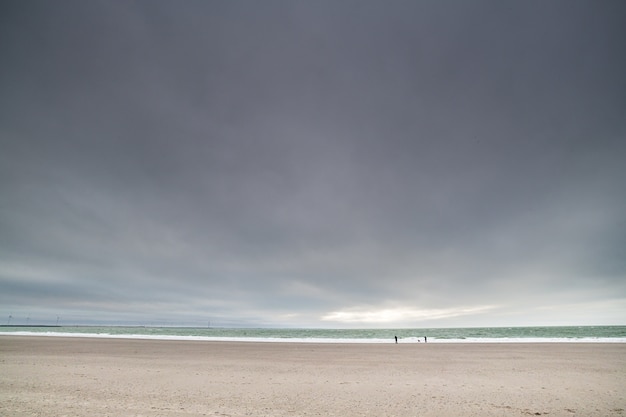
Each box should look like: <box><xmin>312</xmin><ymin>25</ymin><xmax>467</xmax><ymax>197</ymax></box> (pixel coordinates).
<box><xmin>1</xmin><ymin>0</ymin><xmax>625</xmax><ymax>327</ymax></box>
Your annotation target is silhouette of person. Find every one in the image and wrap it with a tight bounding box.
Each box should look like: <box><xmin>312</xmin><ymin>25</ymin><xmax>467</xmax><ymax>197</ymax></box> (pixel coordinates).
<box><xmin>424</xmin><ymin>336</ymin><xmax>427</xmax><ymax>343</ymax></box>
<box><xmin>395</xmin><ymin>336</ymin><xmax>398</xmax><ymax>344</ymax></box>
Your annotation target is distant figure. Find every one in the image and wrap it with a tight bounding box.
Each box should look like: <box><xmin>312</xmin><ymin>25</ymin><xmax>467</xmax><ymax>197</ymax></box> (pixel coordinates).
<box><xmin>395</xmin><ymin>335</ymin><xmax>398</xmax><ymax>344</ymax></box>
<box><xmin>424</xmin><ymin>336</ymin><xmax>427</xmax><ymax>343</ymax></box>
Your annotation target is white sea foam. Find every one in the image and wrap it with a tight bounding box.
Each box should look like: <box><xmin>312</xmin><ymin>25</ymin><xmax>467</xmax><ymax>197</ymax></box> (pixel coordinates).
<box><xmin>2</xmin><ymin>331</ymin><xmax>625</xmax><ymax>343</ymax></box>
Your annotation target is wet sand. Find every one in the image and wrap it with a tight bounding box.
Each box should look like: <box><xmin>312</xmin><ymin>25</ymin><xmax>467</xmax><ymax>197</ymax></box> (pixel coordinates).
<box><xmin>1</xmin><ymin>336</ymin><xmax>624</xmax><ymax>416</ymax></box>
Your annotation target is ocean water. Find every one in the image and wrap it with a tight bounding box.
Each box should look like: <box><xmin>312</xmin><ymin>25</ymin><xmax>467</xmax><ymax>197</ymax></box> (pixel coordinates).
<box><xmin>1</xmin><ymin>325</ymin><xmax>625</xmax><ymax>343</ymax></box>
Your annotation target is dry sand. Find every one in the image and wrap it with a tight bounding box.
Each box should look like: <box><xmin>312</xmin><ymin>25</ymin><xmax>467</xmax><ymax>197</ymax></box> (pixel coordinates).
<box><xmin>1</xmin><ymin>336</ymin><xmax>624</xmax><ymax>417</ymax></box>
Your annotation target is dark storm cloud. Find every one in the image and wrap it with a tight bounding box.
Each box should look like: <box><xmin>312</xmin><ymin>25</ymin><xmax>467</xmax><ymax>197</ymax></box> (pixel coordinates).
<box><xmin>1</xmin><ymin>0</ymin><xmax>625</xmax><ymax>326</ymax></box>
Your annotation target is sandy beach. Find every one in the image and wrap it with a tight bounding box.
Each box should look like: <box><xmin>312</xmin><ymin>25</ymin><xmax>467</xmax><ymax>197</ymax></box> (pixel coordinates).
<box><xmin>1</xmin><ymin>336</ymin><xmax>624</xmax><ymax>416</ymax></box>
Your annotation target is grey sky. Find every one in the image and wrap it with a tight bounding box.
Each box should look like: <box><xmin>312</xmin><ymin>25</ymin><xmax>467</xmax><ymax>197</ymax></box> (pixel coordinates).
<box><xmin>1</xmin><ymin>0</ymin><xmax>625</xmax><ymax>327</ymax></box>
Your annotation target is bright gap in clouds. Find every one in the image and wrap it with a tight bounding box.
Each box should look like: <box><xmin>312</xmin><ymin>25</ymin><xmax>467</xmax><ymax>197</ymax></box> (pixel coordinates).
<box><xmin>321</xmin><ymin>305</ymin><xmax>497</xmax><ymax>324</ymax></box>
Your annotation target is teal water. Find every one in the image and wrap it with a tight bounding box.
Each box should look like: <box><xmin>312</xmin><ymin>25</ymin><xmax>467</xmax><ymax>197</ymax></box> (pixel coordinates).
<box><xmin>1</xmin><ymin>325</ymin><xmax>625</xmax><ymax>342</ymax></box>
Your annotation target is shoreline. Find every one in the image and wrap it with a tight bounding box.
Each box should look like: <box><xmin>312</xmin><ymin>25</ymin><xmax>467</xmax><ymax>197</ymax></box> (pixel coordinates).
<box><xmin>2</xmin><ymin>331</ymin><xmax>625</xmax><ymax>344</ymax></box>
<box><xmin>1</xmin><ymin>336</ymin><xmax>625</xmax><ymax>416</ymax></box>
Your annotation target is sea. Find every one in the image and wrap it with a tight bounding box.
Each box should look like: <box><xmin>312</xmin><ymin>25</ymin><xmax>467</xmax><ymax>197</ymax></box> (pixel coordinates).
<box><xmin>1</xmin><ymin>325</ymin><xmax>625</xmax><ymax>343</ymax></box>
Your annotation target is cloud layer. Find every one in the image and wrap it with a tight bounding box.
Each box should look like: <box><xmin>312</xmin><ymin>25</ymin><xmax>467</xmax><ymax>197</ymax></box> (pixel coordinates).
<box><xmin>1</xmin><ymin>1</ymin><xmax>625</xmax><ymax>327</ymax></box>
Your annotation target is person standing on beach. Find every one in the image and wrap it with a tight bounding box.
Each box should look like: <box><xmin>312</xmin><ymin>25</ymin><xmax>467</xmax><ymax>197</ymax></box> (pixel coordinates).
<box><xmin>395</xmin><ymin>336</ymin><xmax>398</xmax><ymax>343</ymax></box>
<box><xmin>424</xmin><ymin>336</ymin><xmax>427</xmax><ymax>343</ymax></box>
